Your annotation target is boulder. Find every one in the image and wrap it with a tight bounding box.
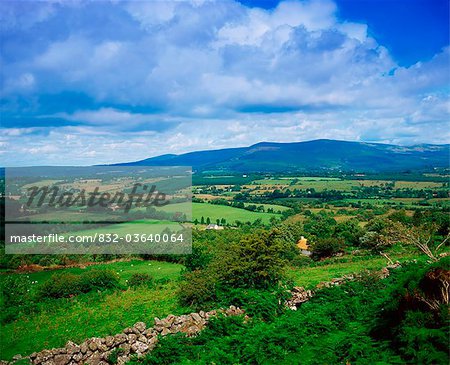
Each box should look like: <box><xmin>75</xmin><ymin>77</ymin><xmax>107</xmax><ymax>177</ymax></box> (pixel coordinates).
<box><xmin>131</xmin><ymin>341</ymin><xmax>149</xmax><ymax>355</ymax></box>
<box><xmin>133</xmin><ymin>322</ymin><xmax>146</xmax><ymax>333</ymax></box>
<box><xmin>53</xmin><ymin>354</ymin><xmax>71</xmax><ymax>365</ymax></box>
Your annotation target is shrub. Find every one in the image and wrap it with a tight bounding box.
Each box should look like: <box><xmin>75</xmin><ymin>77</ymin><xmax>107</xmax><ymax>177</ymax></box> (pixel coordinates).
<box><xmin>311</xmin><ymin>238</ymin><xmax>344</xmax><ymax>260</ymax></box>
<box><xmin>37</xmin><ymin>273</ymin><xmax>84</xmax><ymax>298</ymax></box>
<box><xmin>37</xmin><ymin>269</ymin><xmax>119</xmax><ymax>299</ymax></box>
<box><xmin>212</xmin><ymin>229</ymin><xmax>289</xmax><ymax>289</ymax></box>
<box><xmin>289</xmin><ymin>254</ymin><xmax>313</xmax><ymax>268</ymax></box>
<box><xmin>128</xmin><ymin>273</ymin><xmax>153</xmax><ymax>288</ymax></box>
<box><xmin>81</xmin><ymin>269</ymin><xmax>120</xmax><ymax>291</ymax></box>
<box><xmin>178</xmin><ymin>270</ymin><xmax>218</xmax><ymax>308</ymax></box>
<box><xmin>1</xmin><ymin>275</ymin><xmax>32</xmax><ymax>306</ymax></box>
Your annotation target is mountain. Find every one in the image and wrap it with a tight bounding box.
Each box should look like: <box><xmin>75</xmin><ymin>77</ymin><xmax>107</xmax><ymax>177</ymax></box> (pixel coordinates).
<box><xmin>117</xmin><ymin>139</ymin><xmax>450</xmax><ymax>173</ymax></box>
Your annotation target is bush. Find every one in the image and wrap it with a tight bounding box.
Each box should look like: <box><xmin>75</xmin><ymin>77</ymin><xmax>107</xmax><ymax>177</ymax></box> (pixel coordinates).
<box><xmin>81</xmin><ymin>269</ymin><xmax>120</xmax><ymax>290</ymax></box>
<box><xmin>128</xmin><ymin>273</ymin><xmax>153</xmax><ymax>288</ymax></box>
<box><xmin>212</xmin><ymin>229</ymin><xmax>289</xmax><ymax>289</ymax></box>
<box><xmin>1</xmin><ymin>275</ymin><xmax>32</xmax><ymax>306</ymax></box>
<box><xmin>311</xmin><ymin>238</ymin><xmax>344</xmax><ymax>260</ymax></box>
<box><xmin>178</xmin><ymin>270</ymin><xmax>218</xmax><ymax>308</ymax></box>
<box><xmin>289</xmin><ymin>254</ymin><xmax>313</xmax><ymax>268</ymax></box>
<box><xmin>37</xmin><ymin>269</ymin><xmax>119</xmax><ymax>299</ymax></box>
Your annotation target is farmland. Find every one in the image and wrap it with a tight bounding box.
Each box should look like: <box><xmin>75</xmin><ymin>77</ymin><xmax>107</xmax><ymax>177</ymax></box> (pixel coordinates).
<box><xmin>1</xmin><ymin>170</ymin><xmax>449</xmax><ymax>364</ymax></box>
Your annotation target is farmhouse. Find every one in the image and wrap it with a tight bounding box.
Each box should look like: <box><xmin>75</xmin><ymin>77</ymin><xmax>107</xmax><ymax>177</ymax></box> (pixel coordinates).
<box><xmin>297</xmin><ymin>236</ymin><xmax>308</xmax><ymax>250</ymax></box>
<box><xmin>297</xmin><ymin>236</ymin><xmax>311</xmax><ymax>256</ymax></box>
<box><xmin>205</xmin><ymin>224</ymin><xmax>224</xmax><ymax>230</ymax></box>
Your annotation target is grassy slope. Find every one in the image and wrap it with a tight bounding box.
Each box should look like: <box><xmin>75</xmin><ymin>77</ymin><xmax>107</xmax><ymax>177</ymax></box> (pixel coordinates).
<box><xmin>1</xmin><ymin>260</ymin><xmax>185</xmax><ymax>360</ymax></box>
<box><xmin>290</xmin><ymin>251</ymin><xmax>417</xmax><ymax>289</ymax></box>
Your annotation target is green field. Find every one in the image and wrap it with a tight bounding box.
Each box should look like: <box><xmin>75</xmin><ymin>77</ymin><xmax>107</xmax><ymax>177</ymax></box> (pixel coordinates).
<box><xmin>0</xmin><ymin>260</ymin><xmax>185</xmax><ymax>360</ymax></box>
<box><xmin>289</xmin><ymin>254</ymin><xmax>413</xmax><ymax>289</ymax></box>
<box><xmin>244</xmin><ymin>203</ymin><xmax>290</xmax><ymax>212</ymax></box>
<box><xmin>161</xmin><ymin>202</ymin><xmax>279</xmax><ymax>224</ymax></box>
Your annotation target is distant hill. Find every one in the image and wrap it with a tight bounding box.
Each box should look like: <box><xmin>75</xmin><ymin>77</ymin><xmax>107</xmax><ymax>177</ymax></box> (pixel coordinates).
<box><xmin>117</xmin><ymin>139</ymin><xmax>450</xmax><ymax>173</ymax></box>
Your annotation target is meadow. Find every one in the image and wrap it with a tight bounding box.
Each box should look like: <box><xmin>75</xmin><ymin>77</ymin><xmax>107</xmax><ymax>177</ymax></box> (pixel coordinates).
<box><xmin>0</xmin><ymin>260</ymin><xmax>185</xmax><ymax>359</ymax></box>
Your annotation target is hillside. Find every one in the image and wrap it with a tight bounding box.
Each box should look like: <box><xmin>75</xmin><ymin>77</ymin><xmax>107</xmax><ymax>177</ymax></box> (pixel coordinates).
<box><xmin>117</xmin><ymin>139</ymin><xmax>450</xmax><ymax>173</ymax></box>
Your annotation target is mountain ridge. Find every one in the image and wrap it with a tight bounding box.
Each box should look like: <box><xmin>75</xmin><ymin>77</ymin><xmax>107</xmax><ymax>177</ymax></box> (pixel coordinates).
<box><xmin>116</xmin><ymin>139</ymin><xmax>449</xmax><ymax>173</ymax></box>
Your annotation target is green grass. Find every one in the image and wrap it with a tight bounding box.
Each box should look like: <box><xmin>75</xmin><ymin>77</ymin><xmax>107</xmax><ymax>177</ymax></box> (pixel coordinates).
<box><xmin>243</xmin><ymin>203</ymin><xmax>290</xmax><ymax>213</ymax></box>
<box><xmin>161</xmin><ymin>202</ymin><xmax>279</xmax><ymax>224</ymax></box>
<box><xmin>0</xmin><ymin>260</ymin><xmax>185</xmax><ymax>360</ymax></box>
<box><xmin>289</xmin><ymin>253</ymin><xmax>417</xmax><ymax>289</ymax></box>
<box><xmin>5</xmin><ymin>260</ymin><xmax>182</xmax><ymax>288</ymax></box>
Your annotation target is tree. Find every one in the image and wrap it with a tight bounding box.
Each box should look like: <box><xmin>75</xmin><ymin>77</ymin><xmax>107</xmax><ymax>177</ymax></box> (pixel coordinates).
<box><xmin>212</xmin><ymin>229</ymin><xmax>289</xmax><ymax>289</ymax></box>
<box><xmin>206</xmin><ymin>217</ymin><xmax>211</xmax><ymax>225</ymax></box>
<box><xmin>200</xmin><ymin>216</ymin><xmax>205</xmax><ymax>225</ymax></box>
<box><xmin>304</xmin><ymin>214</ymin><xmax>336</xmax><ymax>239</ymax></box>
<box><xmin>311</xmin><ymin>238</ymin><xmax>345</xmax><ymax>260</ymax></box>
<box><xmin>384</xmin><ymin>222</ymin><xmax>450</xmax><ymax>262</ymax></box>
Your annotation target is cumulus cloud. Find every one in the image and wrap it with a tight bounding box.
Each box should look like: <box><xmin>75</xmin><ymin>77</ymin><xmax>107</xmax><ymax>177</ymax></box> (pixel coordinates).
<box><xmin>0</xmin><ymin>0</ymin><xmax>448</xmax><ymax>166</ymax></box>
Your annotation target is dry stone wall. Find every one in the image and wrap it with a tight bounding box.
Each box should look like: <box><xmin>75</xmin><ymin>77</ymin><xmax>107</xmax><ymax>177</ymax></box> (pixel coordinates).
<box><xmin>4</xmin><ymin>263</ymin><xmax>402</xmax><ymax>364</ymax></box>
<box><xmin>3</xmin><ymin>306</ymin><xmax>245</xmax><ymax>365</ymax></box>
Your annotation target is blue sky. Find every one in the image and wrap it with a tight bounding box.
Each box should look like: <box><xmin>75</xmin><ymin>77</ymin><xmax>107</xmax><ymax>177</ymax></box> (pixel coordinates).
<box><xmin>1</xmin><ymin>0</ymin><xmax>449</xmax><ymax>166</ymax></box>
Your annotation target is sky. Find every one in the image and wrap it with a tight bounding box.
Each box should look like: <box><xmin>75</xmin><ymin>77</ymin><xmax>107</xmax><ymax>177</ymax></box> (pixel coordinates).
<box><xmin>0</xmin><ymin>0</ymin><xmax>449</xmax><ymax>166</ymax></box>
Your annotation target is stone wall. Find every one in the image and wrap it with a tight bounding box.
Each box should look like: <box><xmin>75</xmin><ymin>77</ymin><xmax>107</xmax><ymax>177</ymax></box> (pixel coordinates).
<box><xmin>5</xmin><ymin>306</ymin><xmax>245</xmax><ymax>365</ymax></box>
<box><xmin>5</xmin><ymin>263</ymin><xmax>402</xmax><ymax>364</ymax></box>
<box><xmin>285</xmin><ymin>263</ymin><xmax>401</xmax><ymax>310</ymax></box>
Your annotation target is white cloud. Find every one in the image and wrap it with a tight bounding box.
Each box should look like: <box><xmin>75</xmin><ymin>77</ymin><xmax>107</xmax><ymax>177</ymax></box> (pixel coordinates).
<box><xmin>0</xmin><ymin>0</ymin><xmax>448</xmax><ymax>166</ymax></box>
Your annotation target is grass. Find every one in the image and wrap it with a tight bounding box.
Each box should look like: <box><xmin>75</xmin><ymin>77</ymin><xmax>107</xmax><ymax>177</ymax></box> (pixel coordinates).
<box><xmin>289</xmin><ymin>252</ymin><xmax>418</xmax><ymax>289</ymax></box>
<box><xmin>161</xmin><ymin>202</ymin><xmax>279</xmax><ymax>224</ymax></box>
<box><xmin>243</xmin><ymin>203</ymin><xmax>290</xmax><ymax>213</ymax></box>
<box><xmin>4</xmin><ymin>260</ymin><xmax>182</xmax><ymax>287</ymax></box>
<box><xmin>0</xmin><ymin>260</ymin><xmax>185</xmax><ymax>360</ymax></box>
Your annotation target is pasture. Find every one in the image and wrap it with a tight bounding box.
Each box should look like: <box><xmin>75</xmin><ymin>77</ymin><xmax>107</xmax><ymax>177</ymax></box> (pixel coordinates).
<box><xmin>0</xmin><ymin>260</ymin><xmax>185</xmax><ymax>360</ymax></box>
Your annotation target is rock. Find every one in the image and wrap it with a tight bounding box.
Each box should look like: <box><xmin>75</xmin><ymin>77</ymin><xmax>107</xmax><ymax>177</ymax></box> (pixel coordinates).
<box><xmin>84</xmin><ymin>352</ymin><xmax>102</xmax><ymax>365</ymax></box>
<box><xmin>131</xmin><ymin>341</ymin><xmax>149</xmax><ymax>354</ymax></box>
<box><xmin>72</xmin><ymin>352</ymin><xmax>83</xmax><ymax>362</ymax></box>
<box><xmin>137</xmin><ymin>335</ymin><xmax>148</xmax><ymax>343</ymax></box>
<box><xmin>117</xmin><ymin>355</ymin><xmax>130</xmax><ymax>365</ymax></box>
<box><xmin>88</xmin><ymin>340</ymin><xmax>98</xmax><ymax>352</ymax></box>
<box><xmin>114</xmin><ymin>334</ymin><xmax>127</xmax><ymax>346</ymax></box>
<box><xmin>127</xmin><ymin>334</ymin><xmax>137</xmax><ymax>343</ymax></box>
<box><xmin>144</xmin><ymin>329</ymin><xmax>157</xmax><ymax>338</ymax></box>
<box><xmin>80</xmin><ymin>342</ymin><xmax>89</xmax><ymax>354</ymax></box>
<box><xmin>30</xmin><ymin>353</ymin><xmax>38</xmax><ymax>360</ymax></box>
<box><xmin>12</xmin><ymin>354</ymin><xmax>23</xmax><ymax>361</ymax></box>
<box><xmin>104</xmin><ymin>336</ymin><xmax>114</xmax><ymax>348</ymax></box>
<box><xmin>53</xmin><ymin>354</ymin><xmax>71</xmax><ymax>365</ymax></box>
<box><xmin>191</xmin><ymin>312</ymin><xmax>203</xmax><ymax>323</ymax></box>
<box><xmin>185</xmin><ymin>325</ymin><xmax>201</xmax><ymax>336</ymax></box>
<box><xmin>147</xmin><ymin>337</ymin><xmax>158</xmax><ymax>350</ymax></box>
<box><xmin>33</xmin><ymin>350</ymin><xmax>53</xmax><ymax>364</ymax></box>
<box><xmin>161</xmin><ymin>327</ymin><xmax>171</xmax><ymax>336</ymax></box>
<box><xmin>119</xmin><ymin>344</ymin><xmax>131</xmax><ymax>356</ymax></box>
<box><xmin>133</xmin><ymin>322</ymin><xmax>146</xmax><ymax>333</ymax></box>
<box><xmin>122</xmin><ymin>327</ymin><xmax>133</xmax><ymax>334</ymax></box>
<box><xmin>65</xmin><ymin>341</ymin><xmax>80</xmax><ymax>354</ymax></box>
